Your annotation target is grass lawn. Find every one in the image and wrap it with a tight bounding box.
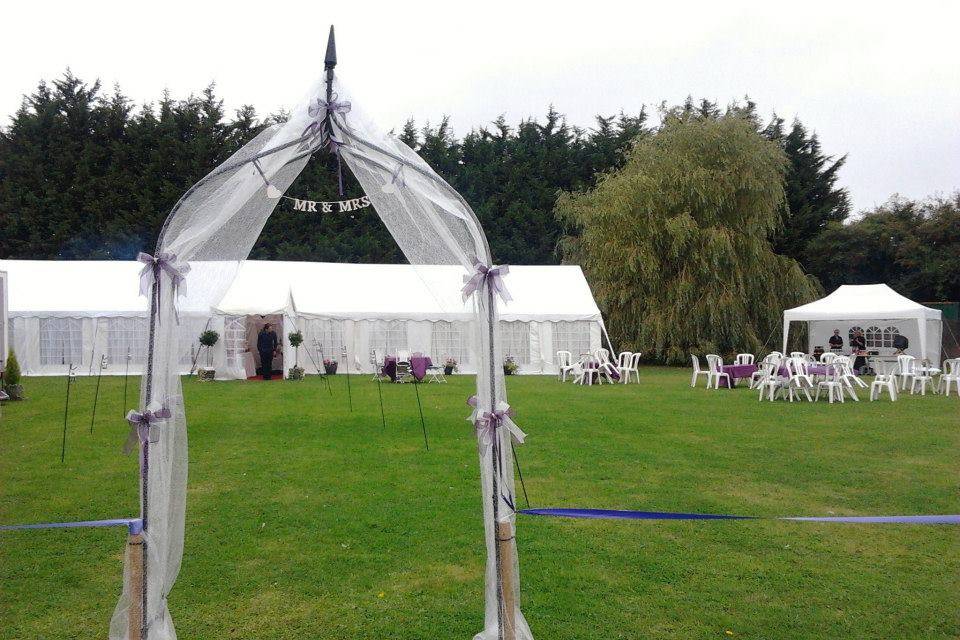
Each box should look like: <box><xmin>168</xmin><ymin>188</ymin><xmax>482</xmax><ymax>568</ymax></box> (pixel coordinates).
<box><xmin>1</xmin><ymin>368</ymin><xmax>957</xmax><ymax>639</ymax></box>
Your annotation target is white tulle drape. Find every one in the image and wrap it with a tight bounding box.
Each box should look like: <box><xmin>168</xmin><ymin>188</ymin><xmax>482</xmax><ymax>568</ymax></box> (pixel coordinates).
<box><xmin>111</xmin><ymin>76</ymin><xmax>531</xmax><ymax>640</ymax></box>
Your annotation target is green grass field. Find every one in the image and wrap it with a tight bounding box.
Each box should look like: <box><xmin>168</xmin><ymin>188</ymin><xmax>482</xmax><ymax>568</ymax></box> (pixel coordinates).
<box><xmin>1</xmin><ymin>368</ymin><xmax>957</xmax><ymax>639</ymax></box>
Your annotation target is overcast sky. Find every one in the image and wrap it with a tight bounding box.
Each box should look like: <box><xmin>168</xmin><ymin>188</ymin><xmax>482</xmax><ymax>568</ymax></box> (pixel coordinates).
<box><xmin>2</xmin><ymin>1</ymin><xmax>958</xmax><ymax>214</ymax></box>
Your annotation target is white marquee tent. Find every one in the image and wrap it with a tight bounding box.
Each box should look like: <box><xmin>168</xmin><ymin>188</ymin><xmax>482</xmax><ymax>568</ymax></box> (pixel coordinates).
<box><xmin>0</xmin><ymin>259</ymin><xmax>608</xmax><ymax>378</ymax></box>
<box><xmin>783</xmin><ymin>284</ymin><xmax>943</xmax><ymax>365</ymax></box>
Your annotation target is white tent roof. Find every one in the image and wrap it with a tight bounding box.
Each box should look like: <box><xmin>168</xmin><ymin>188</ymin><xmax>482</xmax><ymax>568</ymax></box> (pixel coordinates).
<box><xmin>0</xmin><ymin>259</ymin><xmax>603</xmax><ymax>323</ymax></box>
<box><xmin>783</xmin><ymin>284</ymin><xmax>942</xmax><ymax>321</ymax></box>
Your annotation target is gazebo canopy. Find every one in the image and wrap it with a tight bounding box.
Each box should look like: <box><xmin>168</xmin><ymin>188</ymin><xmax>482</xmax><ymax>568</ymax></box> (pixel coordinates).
<box><xmin>783</xmin><ymin>284</ymin><xmax>942</xmax><ymax>361</ymax></box>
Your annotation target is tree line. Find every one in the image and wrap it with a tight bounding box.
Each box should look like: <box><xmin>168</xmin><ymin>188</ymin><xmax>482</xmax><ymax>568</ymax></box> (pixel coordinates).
<box><xmin>0</xmin><ymin>73</ymin><xmax>956</xmax><ymax>358</ymax></box>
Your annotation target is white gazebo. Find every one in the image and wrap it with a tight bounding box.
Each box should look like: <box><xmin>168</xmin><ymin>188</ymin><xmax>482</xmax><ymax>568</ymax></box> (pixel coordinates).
<box><xmin>783</xmin><ymin>284</ymin><xmax>943</xmax><ymax>365</ymax></box>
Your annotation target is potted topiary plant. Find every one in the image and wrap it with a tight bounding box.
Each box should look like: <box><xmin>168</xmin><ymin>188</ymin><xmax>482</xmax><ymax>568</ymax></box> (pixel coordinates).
<box><xmin>503</xmin><ymin>355</ymin><xmax>518</xmax><ymax>376</ymax></box>
<box><xmin>323</xmin><ymin>357</ymin><xmax>338</xmax><ymax>375</ymax></box>
<box><xmin>198</xmin><ymin>329</ymin><xmax>220</xmax><ymax>381</ymax></box>
<box><xmin>444</xmin><ymin>357</ymin><xmax>457</xmax><ymax>375</ymax></box>
<box><xmin>288</xmin><ymin>331</ymin><xmax>305</xmax><ymax>380</ymax></box>
<box><xmin>2</xmin><ymin>350</ymin><xmax>24</xmax><ymax>400</ymax></box>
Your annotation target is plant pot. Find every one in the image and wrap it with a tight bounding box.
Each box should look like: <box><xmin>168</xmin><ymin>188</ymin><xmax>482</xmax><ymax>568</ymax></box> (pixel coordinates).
<box><xmin>444</xmin><ymin>365</ymin><xmax>455</xmax><ymax>375</ymax></box>
<box><xmin>288</xmin><ymin>366</ymin><xmax>305</xmax><ymax>381</ymax></box>
<box><xmin>197</xmin><ymin>368</ymin><xmax>215</xmax><ymax>381</ymax></box>
<box><xmin>324</xmin><ymin>363</ymin><xmax>338</xmax><ymax>375</ymax></box>
<box><xmin>3</xmin><ymin>384</ymin><xmax>24</xmax><ymax>400</ymax></box>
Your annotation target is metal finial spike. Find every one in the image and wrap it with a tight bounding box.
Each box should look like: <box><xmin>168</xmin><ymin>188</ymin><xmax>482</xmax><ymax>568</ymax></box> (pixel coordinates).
<box><xmin>325</xmin><ymin>26</ymin><xmax>337</xmax><ymax>70</ymax></box>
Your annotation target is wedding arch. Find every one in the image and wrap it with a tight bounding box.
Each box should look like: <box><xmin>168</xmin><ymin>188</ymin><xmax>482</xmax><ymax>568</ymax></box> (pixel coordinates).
<box><xmin>112</xmin><ymin>28</ymin><xmax>532</xmax><ymax>640</ymax></box>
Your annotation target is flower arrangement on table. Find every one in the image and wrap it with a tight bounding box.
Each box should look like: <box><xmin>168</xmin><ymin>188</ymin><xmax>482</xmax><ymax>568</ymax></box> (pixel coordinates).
<box><xmin>322</xmin><ymin>357</ymin><xmax>338</xmax><ymax>375</ymax></box>
<box><xmin>288</xmin><ymin>331</ymin><xmax>305</xmax><ymax>380</ymax></box>
<box><xmin>444</xmin><ymin>357</ymin><xmax>458</xmax><ymax>375</ymax></box>
<box><xmin>503</xmin><ymin>355</ymin><xmax>519</xmax><ymax>376</ymax></box>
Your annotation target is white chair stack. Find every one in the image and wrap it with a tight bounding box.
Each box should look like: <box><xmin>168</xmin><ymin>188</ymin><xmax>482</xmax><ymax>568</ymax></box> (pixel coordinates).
<box><xmin>755</xmin><ymin>362</ymin><xmax>783</xmax><ymax>401</ymax></box>
<box><xmin>617</xmin><ymin>351</ymin><xmax>641</xmax><ymax>384</ymax></box>
<box><xmin>784</xmin><ymin>357</ymin><xmax>814</xmax><ymax>402</ymax></box>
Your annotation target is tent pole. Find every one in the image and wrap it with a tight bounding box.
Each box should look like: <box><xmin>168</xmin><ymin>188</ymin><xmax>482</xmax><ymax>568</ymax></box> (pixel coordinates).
<box><xmin>89</xmin><ymin>355</ymin><xmax>105</xmax><ymax>433</ymax></box>
<box><xmin>122</xmin><ymin>349</ymin><xmax>130</xmax><ymax>418</ymax></box>
<box><xmin>342</xmin><ymin>346</ymin><xmax>353</xmax><ymax>411</ymax></box>
<box><xmin>60</xmin><ymin>364</ymin><xmax>74</xmax><ymax>463</ymax></box>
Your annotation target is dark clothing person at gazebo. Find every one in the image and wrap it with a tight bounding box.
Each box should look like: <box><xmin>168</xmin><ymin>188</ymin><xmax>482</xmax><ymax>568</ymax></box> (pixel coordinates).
<box><xmin>829</xmin><ymin>329</ymin><xmax>844</xmax><ymax>351</ymax></box>
<box><xmin>257</xmin><ymin>324</ymin><xmax>279</xmax><ymax>380</ymax></box>
<box><xmin>851</xmin><ymin>330</ymin><xmax>867</xmax><ymax>373</ymax></box>
<box><xmin>893</xmin><ymin>333</ymin><xmax>909</xmax><ymax>354</ymax></box>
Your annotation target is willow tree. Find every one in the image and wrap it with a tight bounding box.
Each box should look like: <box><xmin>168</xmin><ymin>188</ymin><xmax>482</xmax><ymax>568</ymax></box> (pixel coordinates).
<box><xmin>556</xmin><ymin>109</ymin><xmax>820</xmax><ymax>363</ymax></box>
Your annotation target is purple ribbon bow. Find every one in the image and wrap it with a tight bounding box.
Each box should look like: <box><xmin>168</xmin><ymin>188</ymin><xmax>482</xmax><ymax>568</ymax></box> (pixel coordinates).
<box><xmin>300</xmin><ymin>95</ymin><xmax>352</xmax><ymax>152</ymax></box>
<box><xmin>461</xmin><ymin>259</ymin><xmax>512</xmax><ymax>303</ymax></box>
<box><xmin>123</xmin><ymin>406</ymin><xmax>171</xmax><ymax>455</ymax></box>
<box><xmin>137</xmin><ymin>252</ymin><xmax>189</xmax><ymax>297</ymax></box>
<box><xmin>467</xmin><ymin>395</ymin><xmax>526</xmax><ymax>453</ymax></box>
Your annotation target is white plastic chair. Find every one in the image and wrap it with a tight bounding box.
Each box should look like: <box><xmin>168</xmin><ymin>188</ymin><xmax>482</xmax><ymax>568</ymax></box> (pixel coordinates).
<box><xmin>820</xmin><ymin>352</ymin><xmax>837</xmax><ymax>364</ymax></box>
<box><xmin>896</xmin><ymin>355</ymin><xmax>915</xmax><ymax>391</ymax></box>
<box><xmin>936</xmin><ymin>359</ymin><xmax>960</xmax><ymax>397</ymax></box>
<box><xmin>870</xmin><ymin>360</ymin><xmax>899</xmax><ymax>402</ymax></box>
<box><xmin>556</xmin><ymin>350</ymin><xmax>577</xmax><ymax>382</ymax></box>
<box><xmin>910</xmin><ymin>360</ymin><xmax>933</xmax><ymax>395</ymax></box>
<box><xmin>815</xmin><ymin>365</ymin><xmax>846</xmax><ymax>403</ymax></box>
<box><xmin>370</xmin><ymin>349</ymin><xmax>385</xmax><ymax>381</ymax></box>
<box><xmin>705</xmin><ymin>354</ymin><xmax>731</xmax><ymax>390</ymax></box>
<box><xmin>789</xmin><ymin>351</ymin><xmax>807</xmax><ymax>360</ymax></box>
<box><xmin>734</xmin><ymin>353</ymin><xmax>754</xmax><ymax>365</ymax></box>
<box><xmin>690</xmin><ymin>354</ymin><xmax>709</xmax><ymax>388</ymax></box>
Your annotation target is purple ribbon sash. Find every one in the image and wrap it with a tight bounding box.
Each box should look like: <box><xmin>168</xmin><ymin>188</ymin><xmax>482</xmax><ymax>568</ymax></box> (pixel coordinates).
<box><xmin>467</xmin><ymin>395</ymin><xmax>526</xmax><ymax>453</ymax></box>
<box><xmin>123</xmin><ymin>406</ymin><xmax>171</xmax><ymax>454</ymax></box>
<box><xmin>0</xmin><ymin>517</ymin><xmax>143</xmax><ymax>535</ymax></box>
<box><xmin>461</xmin><ymin>259</ymin><xmax>512</xmax><ymax>303</ymax></box>
<box><xmin>520</xmin><ymin>508</ymin><xmax>960</xmax><ymax>525</ymax></box>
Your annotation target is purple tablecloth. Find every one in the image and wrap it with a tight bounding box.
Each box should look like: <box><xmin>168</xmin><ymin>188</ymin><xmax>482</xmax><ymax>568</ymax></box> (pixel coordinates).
<box><xmin>719</xmin><ymin>364</ymin><xmax>758</xmax><ymax>388</ymax></box>
<box><xmin>777</xmin><ymin>364</ymin><xmax>831</xmax><ymax>377</ymax></box>
<box><xmin>382</xmin><ymin>355</ymin><xmax>433</xmax><ymax>381</ymax></box>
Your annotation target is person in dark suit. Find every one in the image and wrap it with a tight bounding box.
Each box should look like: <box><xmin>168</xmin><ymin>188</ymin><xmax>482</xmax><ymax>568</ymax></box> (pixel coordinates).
<box><xmin>828</xmin><ymin>329</ymin><xmax>844</xmax><ymax>351</ymax></box>
<box><xmin>893</xmin><ymin>333</ymin><xmax>909</xmax><ymax>354</ymax></box>
<box><xmin>257</xmin><ymin>323</ymin><xmax>279</xmax><ymax>380</ymax></box>
<box><xmin>850</xmin><ymin>328</ymin><xmax>867</xmax><ymax>372</ymax></box>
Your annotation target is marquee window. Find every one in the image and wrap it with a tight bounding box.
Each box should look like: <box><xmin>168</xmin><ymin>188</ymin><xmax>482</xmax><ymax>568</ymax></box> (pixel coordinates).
<box><xmin>552</xmin><ymin>321</ymin><xmax>592</xmax><ymax>359</ymax></box>
<box><xmin>107</xmin><ymin>317</ymin><xmax>148</xmax><ymax>366</ymax></box>
<box><xmin>304</xmin><ymin>319</ymin><xmax>346</xmax><ymax>360</ymax></box>
<box><xmin>369</xmin><ymin>320</ymin><xmax>408</xmax><ymax>356</ymax></box>
<box><xmin>500</xmin><ymin>321</ymin><xmax>530</xmax><ymax>364</ymax></box>
<box><xmin>864</xmin><ymin>325</ymin><xmax>882</xmax><ymax>349</ymax></box>
<box><xmin>39</xmin><ymin>317</ymin><xmax>83</xmax><ymax>366</ymax></box>
<box><xmin>431</xmin><ymin>321</ymin><xmax>470</xmax><ymax>365</ymax></box>
<box><xmin>882</xmin><ymin>326</ymin><xmax>900</xmax><ymax>348</ymax></box>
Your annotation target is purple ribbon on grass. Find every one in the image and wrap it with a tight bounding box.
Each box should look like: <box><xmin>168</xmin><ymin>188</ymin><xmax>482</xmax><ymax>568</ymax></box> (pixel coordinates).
<box><xmin>461</xmin><ymin>259</ymin><xmax>512</xmax><ymax>303</ymax></box>
<box><xmin>123</xmin><ymin>406</ymin><xmax>171</xmax><ymax>454</ymax></box>
<box><xmin>519</xmin><ymin>508</ymin><xmax>960</xmax><ymax>525</ymax></box>
<box><xmin>0</xmin><ymin>517</ymin><xmax>143</xmax><ymax>535</ymax></box>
